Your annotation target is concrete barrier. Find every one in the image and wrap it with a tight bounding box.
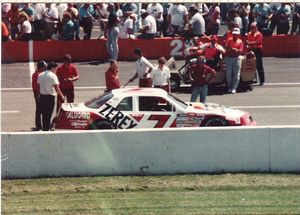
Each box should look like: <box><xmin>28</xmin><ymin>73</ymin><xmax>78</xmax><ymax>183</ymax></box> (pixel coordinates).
<box><xmin>2</xmin><ymin>35</ymin><xmax>300</xmax><ymax>63</ymax></box>
<box><xmin>1</xmin><ymin>126</ymin><xmax>299</xmax><ymax>179</ymax></box>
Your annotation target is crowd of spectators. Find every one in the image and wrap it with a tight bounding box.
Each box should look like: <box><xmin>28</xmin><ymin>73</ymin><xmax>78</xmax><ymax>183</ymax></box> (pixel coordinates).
<box><xmin>2</xmin><ymin>3</ymin><xmax>300</xmax><ymax>42</ymax></box>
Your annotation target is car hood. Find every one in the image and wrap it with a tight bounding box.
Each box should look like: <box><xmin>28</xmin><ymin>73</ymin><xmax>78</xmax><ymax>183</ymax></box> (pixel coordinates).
<box><xmin>186</xmin><ymin>102</ymin><xmax>245</xmax><ymax>118</ymax></box>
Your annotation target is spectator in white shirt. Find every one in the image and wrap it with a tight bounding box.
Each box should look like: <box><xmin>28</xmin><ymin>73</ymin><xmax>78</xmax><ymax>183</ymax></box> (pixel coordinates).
<box><xmin>138</xmin><ymin>9</ymin><xmax>157</xmax><ymax>39</ymax></box>
<box><xmin>147</xmin><ymin>3</ymin><xmax>164</xmax><ymax>37</ymax></box>
<box><xmin>167</xmin><ymin>3</ymin><xmax>188</xmax><ymax>36</ymax></box>
<box><xmin>17</xmin><ymin>12</ymin><xmax>32</xmax><ymax>41</ymax></box>
<box><xmin>119</xmin><ymin>13</ymin><xmax>136</xmax><ymax>39</ymax></box>
<box><xmin>43</xmin><ymin>3</ymin><xmax>59</xmax><ymax>39</ymax></box>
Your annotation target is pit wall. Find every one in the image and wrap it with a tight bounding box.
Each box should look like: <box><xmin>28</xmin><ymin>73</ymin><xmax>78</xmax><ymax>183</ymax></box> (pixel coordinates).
<box><xmin>1</xmin><ymin>126</ymin><xmax>300</xmax><ymax>179</ymax></box>
<box><xmin>2</xmin><ymin>35</ymin><xmax>300</xmax><ymax>63</ymax></box>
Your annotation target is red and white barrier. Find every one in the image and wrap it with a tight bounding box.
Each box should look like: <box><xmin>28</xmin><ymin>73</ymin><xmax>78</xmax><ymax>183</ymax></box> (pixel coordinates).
<box><xmin>2</xmin><ymin>35</ymin><xmax>300</xmax><ymax>63</ymax></box>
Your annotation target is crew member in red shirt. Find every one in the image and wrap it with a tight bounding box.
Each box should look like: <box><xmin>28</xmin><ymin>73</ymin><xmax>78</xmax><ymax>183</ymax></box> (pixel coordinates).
<box><xmin>32</xmin><ymin>60</ymin><xmax>47</xmax><ymax>130</ymax></box>
<box><xmin>188</xmin><ymin>58</ymin><xmax>216</xmax><ymax>103</ymax></box>
<box><xmin>224</xmin><ymin>27</ymin><xmax>244</xmax><ymax>94</ymax></box>
<box><xmin>105</xmin><ymin>60</ymin><xmax>121</xmax><ymax>91</ymax></box>
<box><xmin>246</xmin><ymin>22</ymin><xmax>265</xmax><ymax>85</ymax></box>
<box><xmin>56</xmin><ymin>53</ymin><xmax>79</xmax><ymax>112</ymax></box>
<box><xmin>201</xmin><ymin>35</ymin><xmax>225</xmax><ymax>70</ymax></box>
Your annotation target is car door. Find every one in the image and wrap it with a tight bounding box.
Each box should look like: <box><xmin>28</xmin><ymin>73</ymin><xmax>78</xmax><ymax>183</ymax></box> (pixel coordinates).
<box><xmin>136</xmin><ymin>96</ymin><xmax>177</xmax><ymax>128</ymax></box>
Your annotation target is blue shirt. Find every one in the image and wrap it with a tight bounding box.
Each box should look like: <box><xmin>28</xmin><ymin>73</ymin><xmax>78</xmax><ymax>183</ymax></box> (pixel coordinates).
<box><xmin>79</xmin><ymin>4</ymin><xmax>95</xmax><ymax>20</ymax></box>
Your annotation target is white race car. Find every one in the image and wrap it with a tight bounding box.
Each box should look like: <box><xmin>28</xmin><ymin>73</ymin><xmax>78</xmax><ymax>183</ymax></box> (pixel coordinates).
<box><xmin>52</xmin><ymin>88</ymin><xmax>256</xmax><ymax>130</ymax></box>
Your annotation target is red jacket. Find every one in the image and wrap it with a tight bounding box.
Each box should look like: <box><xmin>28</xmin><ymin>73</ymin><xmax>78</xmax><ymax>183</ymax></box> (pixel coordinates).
<box><xmin>105</xmin><ymin>68</ymin><xmax>121</xmax><ymax>91</ymax></box>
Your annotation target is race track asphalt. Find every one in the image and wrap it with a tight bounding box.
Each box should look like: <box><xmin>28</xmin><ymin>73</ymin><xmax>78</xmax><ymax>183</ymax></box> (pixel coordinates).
<box><xmin>1</xmin><ymin>57</ymin><xmax>300</xmax><ymax>132</ymax></box>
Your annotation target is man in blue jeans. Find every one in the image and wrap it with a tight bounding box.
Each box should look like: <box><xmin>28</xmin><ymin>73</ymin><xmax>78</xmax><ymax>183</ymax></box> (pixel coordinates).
<box><xmin>188</xmin><ymin>58</ymin><xmax>216</xmax><ymax>103</ymax></box>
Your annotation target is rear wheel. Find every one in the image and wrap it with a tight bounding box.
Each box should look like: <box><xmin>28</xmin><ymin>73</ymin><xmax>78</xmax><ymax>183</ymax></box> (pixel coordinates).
<box><xmin>203</xmin><ymin>117</ymin><xmax>229</xmax><ymax>127</ymax></box>
<box><xmin>89</xmin><ymin>120</ymin><xmax>116</xmax><ymax>130</ymax></box>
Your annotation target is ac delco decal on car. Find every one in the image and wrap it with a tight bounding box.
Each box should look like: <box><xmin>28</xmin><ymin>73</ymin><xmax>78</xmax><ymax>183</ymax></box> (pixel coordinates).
<box><xmin>177</xmin><ymin>113</ymin><xmax>205</xmax><ymax>127</ymax></box>
<box><xmin>67</xmin><ymin>112</ymin><xmax>90</xmax><ymax>119</ymax></box>
<box><xmin>99</xmin><ymin>103</ymin><xmax>138</xmax><ymax>129</ymax></box>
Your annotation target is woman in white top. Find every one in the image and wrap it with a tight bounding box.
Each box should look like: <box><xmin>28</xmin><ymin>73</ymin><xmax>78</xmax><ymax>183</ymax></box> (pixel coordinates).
<box><xmin>118</xmin><ymin>13</ymin><xmax>136</xmax><ymax>39</ymax></box>
<box><xmin>17</xmin><ymin>12</ymin><xmax>32</xmax><ymax>41</ymax></box>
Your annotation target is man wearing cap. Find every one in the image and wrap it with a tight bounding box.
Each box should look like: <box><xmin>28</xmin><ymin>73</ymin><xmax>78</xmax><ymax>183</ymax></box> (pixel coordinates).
<box><xmin>200</xmin><ymin>35</ymin><xmax>225</xmax><ymax>70</ymax></box>
<box><xmin>128</xmin><ymin>48</ymin><xmax>154</xmax><ymax>87</ymax></box>
<box><xmin>246</xmin><ymin>22</ymin><xmax>265</xmax><ymax>85</ymax></box>
<box><xmin>56</xmin><ymin>54</ymin><xmax>79</xmax><ymax>112</ymax></box>
<box><xmin>138</xmin><ymin>9</ymin><xmax>157</xmax><ymax>39</ymax></box>
<box><xmin>224</xmin><ymin>27</ymin><xmax>244</xmax><ymax>94</ymax></box>
<box><xmin>37</xmin><ymin>62</ymin><xmax>64</xmax><ymax>131</ymax></box>
<box><xmin>32</xmin><ymin>60</ymin><xmax>47</xmax><ymax>130</ymax></box>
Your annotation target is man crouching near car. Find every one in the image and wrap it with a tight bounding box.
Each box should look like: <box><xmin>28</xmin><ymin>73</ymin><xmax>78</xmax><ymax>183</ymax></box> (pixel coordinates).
<box><xmin>188</xmin><ymin>57</ymin><xmax>216</xmax><ymax>104</ymax></box>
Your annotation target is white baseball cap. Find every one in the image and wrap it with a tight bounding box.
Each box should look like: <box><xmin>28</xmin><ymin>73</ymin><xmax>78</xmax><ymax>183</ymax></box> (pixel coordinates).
<box><xmin>232</xmin><ymin>28</ymin><xmax>241</xmax><ymax>35</ymax></box>
<box><xmin>140</xmin><ymin>9</ymin><xmax>147</xmax><ymax>15</ymax></box>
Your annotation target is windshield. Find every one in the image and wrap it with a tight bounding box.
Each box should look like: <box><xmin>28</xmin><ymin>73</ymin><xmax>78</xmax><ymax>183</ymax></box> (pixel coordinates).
<box><xmin>167</xmin><ymin>94</ymin><xmax>188</xmax><ymax>109</ymax></box>
<box><xmin>84</xmin><ymin>92</ymin><xmax>113</xmax><ymax>109</ymax></box>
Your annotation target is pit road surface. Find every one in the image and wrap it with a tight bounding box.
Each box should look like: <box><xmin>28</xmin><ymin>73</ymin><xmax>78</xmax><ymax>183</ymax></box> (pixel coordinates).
<box><xmin>1</xmin><ymin>57</ymin><xmax>300</xmax><ymax>132</ymax></box>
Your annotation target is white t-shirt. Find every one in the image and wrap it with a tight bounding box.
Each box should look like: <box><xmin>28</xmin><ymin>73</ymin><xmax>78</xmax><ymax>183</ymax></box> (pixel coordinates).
<box><xmin>44</xmin><ymin>4</ymin><xmax>59</xmax><ymax>23</ymax></box>
<box><xmin>144</xmin><ymin>15</ymin><xmax>157</xmax><ymax>34</ymax></box>
<box><xmin>168</xmin><ymin>4</ymin><xmax>188</xmax><ymax>27</ymax></box>
<box><xmin>38</xmin><ymin>70</ymin><xmax>59</xmax><ymax>96</ymax></box>
<box><xmin>189</xmin><ymin>13</ymin><xmax>205</xmax><ymax>35</ymax></box>
<box><xmin>119</xmin><ymin>18</ymin><xmax>134</xmax><ymax>38</ymax></box>
<box><xmin>151</xmin><ymin>65</ymin><xmax>171</xmax><ymax>86</ymax></box>
<box><xmin>147</xmin><ymin>3</ymin><xmax>163</xmax><ymax>21</ymax></box>
<box><xmin>57</xmin><ymin>3</ymin><xmax>68</xmax><ymax>21</ymax></box>
<box><xmin>18</xmin><ymin>20</ymin><xmax>32</xmax><ymax>33</ymax></box>
<box><xmin>136</xmin><ymin>56</ymin><xmax>154</xmax><ymax>79</ymax></box>
<box><xmin>34</xmin><ymin>3</ymin><xmax>45</xmax><ymax>20</ymax></box>
<box><xmin>234</xmin><ymin>16</ymin><xmax>243</xmax><ymax>29</ymax></box>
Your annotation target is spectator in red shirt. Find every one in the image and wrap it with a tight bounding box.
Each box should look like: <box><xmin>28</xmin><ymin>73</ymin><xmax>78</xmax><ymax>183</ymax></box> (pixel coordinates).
<box><xmin>32</xmin><ymin>60</ymin><xmax>47</xmax><ymax>130</ymax></box>
<box><xmin>105</xmin><ymin>60</ymin><xmax>121</xmax><ymax>91</ymax></box>
<box><xmin>2</xmin><ymin>21</ymin><xmax>9</xmax><ymax>41</ymax></box>
<box><xmin>56</xmin><ymin>53</ymin><xmax>79</xmax><ymax>112</ymax></box>
<box><xmin>224</xmin><ymin>27</ymin><xmax>244</xmax><ymax>94</ymax></box>
<box><xmin>246</xmin><ymin>22</ymin><xmax>265</xmax><ymax>85</ymax></box>
<box><xmin>7</xmin><ymin>3</ymin><xmax>20</xmax><ymax>40</ymax></box>
<box><xmin>188</xmin><ymin>58</ymin><xmax>216</xmax><ymax>103</ymax></box>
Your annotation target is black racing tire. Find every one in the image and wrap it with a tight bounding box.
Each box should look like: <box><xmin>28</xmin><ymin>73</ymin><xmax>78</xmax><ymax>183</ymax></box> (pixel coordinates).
<box><xmin>89</xmin><ymin>120</ymin><xmax>116</xmax><ymax>130</ymax></box>
<box><xmin>203</xmin><ymin>116</ymin><xmax>229</xmax><ymax>127</ymax></box>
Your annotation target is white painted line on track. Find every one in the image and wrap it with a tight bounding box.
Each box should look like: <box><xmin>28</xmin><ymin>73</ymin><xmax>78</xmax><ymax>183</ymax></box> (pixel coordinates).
<box><xmin>1</xmin><ymin>111</ymin><xmax>20</xmax><ymax>114</ymax></box>
<box><xmin>29</xmin><ymin>40</ymin><xmax>35</xmax><ymax>84</ymax></box>
<box><xmin>1</xmin><ymin>86</ymin><xmax>136</xmax><ymax>91</ymax></box>
<box><xmin>232</xmin><ymin>105</ymin><xmax>300</xmax><ymax>109</ymax></box>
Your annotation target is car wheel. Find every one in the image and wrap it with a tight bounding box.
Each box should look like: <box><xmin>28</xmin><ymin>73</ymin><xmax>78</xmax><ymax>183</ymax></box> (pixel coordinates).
<box><xmin>203</xmin><ymin>117</ymin><xmax>229</xmax><ymax>127</ymax></box>
<box><xmin>89</xmin><ymin>120</ymin><xmax>116</xmax><ymax>130</ymax></box>
<box><xmin>170</xmin><ymin>78</ymin><xmax>180</xmax><ymax>92</ymax></box>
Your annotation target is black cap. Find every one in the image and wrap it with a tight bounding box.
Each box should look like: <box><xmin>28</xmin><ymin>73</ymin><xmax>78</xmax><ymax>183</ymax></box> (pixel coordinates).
<box><xmin>37</xmin><ymin>60</ymin><xmax>47</xmax><ymax>69</ymax></box>
<box><xmin>47</xmin><ymin>61</ymin><xmax>58</xmax><ymax>70</ymax></box>
<box><xmin>133</xmin><ymin>48</ymin><xmax>142</xmax><ymax>55</ymax></box>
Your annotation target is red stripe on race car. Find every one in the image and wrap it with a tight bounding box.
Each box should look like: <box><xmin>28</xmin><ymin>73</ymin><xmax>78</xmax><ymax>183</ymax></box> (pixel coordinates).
<box><xmin>170</xmin><ymin>118</ymin><xmax>177</xmax><ymax>127</ymax></box>
<box><xmin>130</xmin><ymin>114</ymin><xmax>144</xmax><ymax>122</ymax></box>
<box><xmin>148</xmin><ymin>115</ymin><xmax>171</xmax><ymax>128</ymax></box>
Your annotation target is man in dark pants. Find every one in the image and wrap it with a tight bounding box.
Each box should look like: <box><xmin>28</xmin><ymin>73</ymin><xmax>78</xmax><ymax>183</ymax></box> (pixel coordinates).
<box><xmin>246</xmin><ymin>22</ymin><xmax>265</xmax><ymax>85</ymax></box>
<box><xmin>37</xmin><ymin>62</ymin><xmax>64</xmax><ymax>131</ymax></box>
<box><xmin>32</xmin><ymin>60</ymin><xmax>47</xmax><ymax>131</ymax></box>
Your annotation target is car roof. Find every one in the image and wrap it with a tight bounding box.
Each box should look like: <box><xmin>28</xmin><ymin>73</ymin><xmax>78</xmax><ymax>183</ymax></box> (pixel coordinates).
<box><xmin>111</xmin><ymin>87</ymin><xmax>168</xmax><ymax>97</ymax></box>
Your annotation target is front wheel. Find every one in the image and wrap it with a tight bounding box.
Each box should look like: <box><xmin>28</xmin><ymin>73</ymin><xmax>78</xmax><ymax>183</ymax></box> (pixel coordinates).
<box><xmin>202</xmin><ymin>116</ymin><xmax>229</xmax><ymax>127</ymax></box>
<box><xmin>89</xmin><ymin>120</ymin><xmax>116</xmax><ymax>130</ymax></box>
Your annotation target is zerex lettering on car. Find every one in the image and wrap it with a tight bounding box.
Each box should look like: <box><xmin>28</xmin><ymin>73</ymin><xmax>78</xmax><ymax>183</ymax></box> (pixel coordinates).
<box><xmin>99</xmin><ymin>103</ymin><xmax>138</xmax><ymax>129</ymax></box>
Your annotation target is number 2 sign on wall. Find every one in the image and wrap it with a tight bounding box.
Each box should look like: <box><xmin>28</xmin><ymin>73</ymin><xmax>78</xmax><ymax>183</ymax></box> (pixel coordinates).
<box><xmin>170</xmin><ymin>39</ymin><xmax>195</xmax><ymax>57</ymax></box>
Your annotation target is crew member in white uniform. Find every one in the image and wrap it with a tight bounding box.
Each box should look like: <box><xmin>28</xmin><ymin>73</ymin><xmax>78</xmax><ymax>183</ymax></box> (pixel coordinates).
<box><xmin>151</xmin><ymin>57</ymin><xmax>171</xmax><ymax>92</ymax></box>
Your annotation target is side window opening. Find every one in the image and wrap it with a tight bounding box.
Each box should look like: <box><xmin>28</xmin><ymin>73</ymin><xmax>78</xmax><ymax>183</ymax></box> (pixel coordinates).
<box><xmin>116</xmin><ymin>97</ymin><xmax>133</xmax><ymax>111</ymax></box>
<box><xmin>139</xmin><ymin>96</ymin><xmax>173</xmax><ymax>112</ymax></box>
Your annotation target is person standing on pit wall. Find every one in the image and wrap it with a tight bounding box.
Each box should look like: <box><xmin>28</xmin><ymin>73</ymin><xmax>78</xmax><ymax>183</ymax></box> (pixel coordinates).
<box><xmin>105</xmin><ymin>4</ymin><xmax>120</xmax><ymax>60</ymax></box>
<box><xmin>188</xmin><ymin>58</ymin><xmax>216</xmax><ymax>103</ymax></box>
<box><xmin>151</xmin><ymin>57</ymin><xmax>171</xmax><ymax>92</ymax></box>
<box><xmin>224</xmin><ymin>27</ymin><xmax>244</xmax><ymax>94</ymax></box>
<box><xmin>200</xmin><ymin>35</ymin><xmax>225</xmax><ymax>70</ymax></box>
<box><xmin>105</xmin><ymin>60</ymin><xmax>121</xmax><ymax>92</ymax></box>
<box><xmin>128</xmin><ymin>48</ymin><xmax>154</xmax><ymax>87</ymax></box>
<box><xmin>32</xmin><ymin>60</ymin><xmax>47</xmax><ymax>131</ymax></box>
<box><xmin>246</xmin><ymin>22</ymin><xmax>265</xmax><ymax>86</ymax></box>
<box><xmin>37</xmin><ymin>62</ymin><xmax>64</xmax><ymax>131</ymax></box>
<box><xmin>55</xmin><ymin>54</ymin><xmax>79</xmax><ymax>112</ymax></box>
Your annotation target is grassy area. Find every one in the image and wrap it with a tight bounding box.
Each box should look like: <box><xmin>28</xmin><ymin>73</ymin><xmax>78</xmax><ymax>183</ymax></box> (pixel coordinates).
<box><xmin>2</xmin><ymin>174</ymin><xmax>300</xmax><ymax>214</ymax></box>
